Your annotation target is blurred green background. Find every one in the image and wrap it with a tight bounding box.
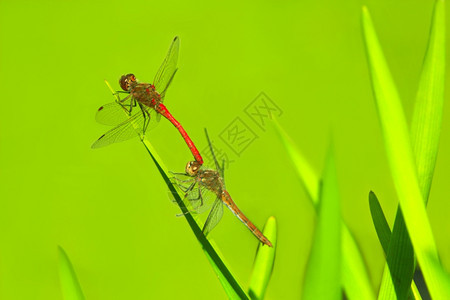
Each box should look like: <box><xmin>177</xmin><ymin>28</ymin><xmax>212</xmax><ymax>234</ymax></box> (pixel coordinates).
<box><xmin>0</xmin><ymin>0</ymin><xmax>449</xmax><ymax>299</ymax></box>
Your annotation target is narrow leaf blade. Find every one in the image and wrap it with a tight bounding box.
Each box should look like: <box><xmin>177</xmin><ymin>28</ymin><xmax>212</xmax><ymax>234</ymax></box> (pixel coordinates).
<box><xmin>410</xmin><ymin>0</ymin><xmax>446</xmax><ymax>201</ymax></box>
<box><xmin>368</xmin><ymin>191</ymin><xmax>391</xmax><ymax>254</ymax></box>
<box><xmin>141</xmin><ymin>138</ymin><xmax>250</xmax><ymax>300</ymax></box>
<box><xmin>273</xmin><ymin>119</ymin><xmax>319</xmax><ymax>203</ymax></box>
<box><xmin>302</xmin><ymin>145</ymin><xmax>341</xmax><ymax>300</ymax></box>
<box><xmin>378</xmin><ymin>209</ymin><xmax>415</xmax><ymax>300</ymax></box>
<box><xmin>369</xmin><ymin>192</ymin><xmax>423</xmax><ymax>299</ymax></box>
<box><xmin>341</xmin><ymin>227</ymin><xmax>375</xmax><ymax>300</ymax></box>
<box><xmin>273</xmin><ymin>122</ymin><xmax>375</xmax><ymax>300</ymax></box>
<box><xmin>362</xmin><ymin>5</ymin><xmax>450</xmax><ymax>298</ymax></box>
<box><xmin>58</xmin><ymin>246</ymin><xmax>85</xmax><ymax>300</ymax></box>
<box><xmin>371</xmin><ymin>1</ymin><xmax>446</xmax><ymax>298</ymax></box>
<box><xmin>248</xmin><ymin>216</ymin><xmax>277</xmax><ymax>300</ymax></box>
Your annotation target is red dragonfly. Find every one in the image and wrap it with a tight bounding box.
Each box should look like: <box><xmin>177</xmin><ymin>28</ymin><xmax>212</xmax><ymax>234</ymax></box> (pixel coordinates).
<box><xmin>92</xmin><ymin>37</ymin><xmax>203</xmax><ymax>165</ymax></box>
<box><xmin>171</xmin><ymin>130</ymin><xmax>272</xmax><ymax>247</ymax></box>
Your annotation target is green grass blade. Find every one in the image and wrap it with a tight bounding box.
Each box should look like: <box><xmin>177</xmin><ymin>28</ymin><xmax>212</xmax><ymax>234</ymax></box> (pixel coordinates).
<box><xmin>372</xmin><ymin>1</ymin><xmax>446</xmax><ymax>298</ymax></box>
<box><xmin>248</xmin><ymin>216</ymin><xmax>277</xmax><ymax>300</ymax></box>
<box><xmin>141</xmin><ymin>135</ymin><xmax>249</xmax><ymax>300</ymax></box>
<box><xmin>273</xmin><ymin>119</ymin><xmax>319</xmax><ymax>203</ymax></box>
<box><xmin>362</xmin><ymin>5</ymin><xmax>450</xmax><ymax>299</ymax></box>
<box><xmin>410</xmin><ymin>0</ymin><xmax>446</xmax><ymax>201</ymax></box>
<box><xmin>368</xmin><ymin>191</ymin><xmax>391</xmax><ymax>254</ymax></box>
<box><xmin>273</xmin><ymin>122</ymin><xmax>375</xmax><ymax>300</ymax></box>
<box><xmin>379</xmin><ymin>209</ymin><xmax>415</xmax><ymax>300</ymax></box>
<box><xmin>58</xmin><ymin>246</ymin><xmax>85</xmax><ymax>300</ymax></box>
<box><xmin>302</xmin><ymin>145</ymin><xmax>341</xmax><ymax>300</ymax></box>
<box><xmin>369</xmin><ymin>192</ymin><xmax>422</xmax><ymax>300</ymax></box>
<box><xmin>340</xmin><ymin>227</ymin><xmax>374</xmax><ymax>300</ymax></box>
<box><xmin>104</xmin><ymin>81</ymin><xmax>249</xmax><ymax>299</ymax></box>
<box><xmin>411</xmin><ymin>282</ymin><xmax>423</xmax><ymax>300</ymax></box>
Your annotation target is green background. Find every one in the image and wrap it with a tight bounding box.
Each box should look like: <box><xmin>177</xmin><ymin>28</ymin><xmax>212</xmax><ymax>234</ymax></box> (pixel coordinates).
<box><xmin>1</xmin><ymin>0</ymin><xmax>449</xmax><ymax>299</ymax></box>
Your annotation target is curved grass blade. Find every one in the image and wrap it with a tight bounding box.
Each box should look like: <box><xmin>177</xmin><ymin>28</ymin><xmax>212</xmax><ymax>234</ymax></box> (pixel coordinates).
<box><xmin>378</xmin><ymin>209</ymin><xmax>415</xmax><ymax>300</ymax></box>
<box><xmin>248</xmin><ymin>216</ymin><xmax>277</xmax><ymax>300</ymax></box>
<box><xmin>142</xmin><ymin>137</ymin><xmax>249</xmax><ymax>299</ymax></box>
<box><xmin>273</xmin><ymin>121</ymin><xmax>375</xmax><ymax>300</ymax></box>
<box><xmin>410</xmin><ymin>0</ymin><xmax>446</xmax><ymax>201</ymax></box>
<box><xmin>104</xmin><ymin>81</ymin><xmax>249</xmax><ymax>299</ymax></box>
<box><xmin>58</xmin><ymin>246</ymin><xmax>85</xmax><ymax>300</ymax></box>
<box><xmin>340</xmin><ymin>227</ymin><xmax>374</xmax><ymax>300</ymax></box>
<box><xmin>368</xmin><ymin>191</ymin><xmax>391</xmax><ymax>254</ymax></box>
<box><xmin>273</xmin><ymin>119</ymin><xmax>319</xmax><ymax>203</ymax></box>
<box><xmin>374</xmin><ymin>1</ymin><xmax>446</xmax><ymax>298</ymax></box>
<box><xmin>367</xmin><ymin>2</ymin><xmax>446</xmax><ymax>298</ymax></box>
<box><xmin>302</xmin><ymin>145</ymin><xmax>341</xmax><ymax>300</ymax></box>
<box><xmin>362</xmin><ymin>5</ymin><xmax>450</xmax><ymax>299</ymax></box>
<box><xmin>411</xmin><ymin>282</ymin><xmax>423</xmax><ymax>300</ymax></box>
<box><xmin>369</xmin><ymin>192</ymin><xmax>422</xmax><ymax>299</ymax></box>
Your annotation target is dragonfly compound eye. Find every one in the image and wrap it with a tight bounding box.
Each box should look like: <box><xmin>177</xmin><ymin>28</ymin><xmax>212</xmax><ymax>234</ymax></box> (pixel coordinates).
<box><xmin>119</xmin><ymin>75</ymin><xmax>129</xmax><ymax>91</ymax></box>
<box><xmin>185</xmin><ymin>161</ymin><xmax>201</xmax><ymax>176</ymax></box>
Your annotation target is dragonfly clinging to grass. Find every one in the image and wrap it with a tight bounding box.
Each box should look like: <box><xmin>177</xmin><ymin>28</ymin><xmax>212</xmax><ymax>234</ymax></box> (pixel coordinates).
<box><xmin>171</xmin><ymin>129</ymin><xmax>273</xmax><ymax>247</ymax></box>
<box><xmin>92</xmin><ymin>36</ymin><xmax>203</xmax><ymax>165</ymax></box>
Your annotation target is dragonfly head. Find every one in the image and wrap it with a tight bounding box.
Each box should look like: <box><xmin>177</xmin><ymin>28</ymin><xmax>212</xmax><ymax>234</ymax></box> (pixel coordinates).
<box><xmin>185</xmin><ymin>161</ymin><xmax>201</xmax><ymax>176</ymax></box>
<box><xmin>119</xmin><ymin>73</ymin><xmax>136</xmax><ymax>91</ymax></box>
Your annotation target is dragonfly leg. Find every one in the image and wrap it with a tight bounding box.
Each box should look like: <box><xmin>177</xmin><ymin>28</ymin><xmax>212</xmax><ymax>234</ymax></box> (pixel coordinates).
<box><xmin>176</xmin><ymin>211</ymin><xmax>190</xmax><ymax>217</ymax></box>
<box><xmin>116</xmin><ymin>96</ymin><xmax>135</xmax><ymax>116</ymax></box>
<box><xmin>111</xmin><ymin>91</ymin><xmax>130</xmax><ymax>103</ymax></box>
<box><xmin>142</xmin><ymin>105</ymin><xmax>151</xmax><ymax>136</ymax></box>
<box><xmin>183</xmin><ymin>182</ymin><xmax>196</xmax><ymax>198</ymax></box>
<box><xmin>172</xmin><ymin>177</ymin><xmax>194</xmax><ymax>183</ymax></box>
<box><xmin>178</xmin><ymin>185</ymin><xmax>192</xmax><ymax>193</ymax></box>
<box><xmin>170</xmin><ymin>171</ymin><xmax>189</xmax><ymax>176</ymax></box>
<box><xmin>116</xmin><ymin>90</ymin><xmax>130</xmax><ymax>99</ymax></box>
<box><xmin>176</xmin><ymin>209</ymin><xmax>200</xmax><ymax>217</ymax></box>
<box><xmin>198</xmin><ymin>187</ymin><xmax>204</xmax><ymax>207</ymax></box>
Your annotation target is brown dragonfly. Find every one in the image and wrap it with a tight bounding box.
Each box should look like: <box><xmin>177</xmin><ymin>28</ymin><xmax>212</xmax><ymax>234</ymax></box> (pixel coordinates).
<box><xmin>171</xmin><ymin>130</ymin><xmax>272</xmax><ymax>247</ymax></box>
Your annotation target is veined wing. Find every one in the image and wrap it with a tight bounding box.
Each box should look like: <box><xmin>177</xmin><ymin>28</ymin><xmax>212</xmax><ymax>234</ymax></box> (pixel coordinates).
<box><xmin>95</xmin><ymin>98</ymin><xmax>137</xmax><ymax>126</ymax></box>
<box><xmin>169</xmin><ymin>175</ymin><xmax>196</xmax><ymax>205</ymax></box>
<box><xmin>202</xmin><ymin>196</ymin><xmax>224</xmax><ymax>236</ymax></box>
<box><xmin>91</xmin><ymin>109</ymin><xmax>148</xmax><ymax>149</ymax></box>
<box><xmin>170</xmin><ymin>176</ymin><xmax>216</xmax><ymax>214</ymax></box>
<box><xmin>186</xmin><ymin>184</ymin><xmax>216</xmax><ymax>214</ymax></box>
<box><xmin>153</xmin><ymin>36</ymin><xmax>180</xmax><ymax>96</ymax></box>
<box><xmin>204</xmin><ymin>128</ymin><xmax>224</xmax><ymax>176</ymax></box>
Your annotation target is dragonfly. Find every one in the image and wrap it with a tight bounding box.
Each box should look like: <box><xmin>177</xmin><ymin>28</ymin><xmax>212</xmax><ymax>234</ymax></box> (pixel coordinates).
<box><xmin>171</xmin><ymin>129</ymin><xmax>273</xmax><ymax>247</ymax></box>
<box><xmin>91</xmin><ymin>36</ymin><xmax>203</xmax><ymax>165</ymax></box>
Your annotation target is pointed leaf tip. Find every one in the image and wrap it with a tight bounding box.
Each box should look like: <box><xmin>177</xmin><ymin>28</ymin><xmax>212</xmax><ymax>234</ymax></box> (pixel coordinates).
<box><xmin>248</xmin><ymin>216</ymin><xmax>277</xmax><ymax>300</ymax></box>
<box><xmin>362</xmin><ymin>1</ymin><xmax>450</xmax><ymax>297</ymax></box>
<box><xmin>58</xmin><ymin>246</ymin><xmax>85</xmax><ymax>300</ymax></box>
<box><xmin>302</xmin><ymin>146</ymin><xmax>341</xmax><ymax>300</ymax></box>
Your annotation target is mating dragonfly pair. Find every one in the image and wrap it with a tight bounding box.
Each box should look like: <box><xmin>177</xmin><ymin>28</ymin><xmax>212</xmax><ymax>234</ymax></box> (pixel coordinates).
<box><xmin>92</xmin><ymin>37</ymin><xmax>272</xmax><ymax>247</ymax></box>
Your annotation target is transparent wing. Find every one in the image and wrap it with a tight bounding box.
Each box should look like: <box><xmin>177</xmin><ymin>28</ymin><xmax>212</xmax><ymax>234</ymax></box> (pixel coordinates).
<box><xmin>91</xmin><ymin>109</ymin><xmax>149</xmax><ymax>148</ymax></box>
<box><xmin>155</xmin><ymin>111</ymin><xmax>162</xmax><ymax>123</ymax></box>
<box><xmin>95</xmin><ymin>99</ymin><xmax>136</xmax><ymax>126</ymax></box>
<box><xmin>204</xmin><ymin>128</ymin><xmax>222</xmax><ymax>175</ymax></box>
<box><xmin>186</xmin><ymin>185</ymin><xmax>216</xmax><ymax>214</ymax></box>
<box><xmin>153</xmin><ymin>36</ymin><xmax>180</xmax><ymax>95</ymax></box>
<box><xmin>169</xmin><ymin>175</ymin><xmax>195</xmax><ymax>204</ymax></box>
<box><xmin>170</xmin><ymin>175</ymin><xmax>216</xmax><ymax>214</ymax></box>
<box><xmin>202</xmin><ymin>197</ymin><xmax>224</xmax><ymax>236</ymax></box>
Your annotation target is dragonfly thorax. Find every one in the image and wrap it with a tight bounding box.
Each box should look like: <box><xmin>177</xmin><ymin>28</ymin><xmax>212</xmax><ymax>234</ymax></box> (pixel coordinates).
<box><xmin>131</xmin><ymin>83</ymin><xmax>161</xmax><ymax>107</ymax></box>
<box><xmin>197</xmin><ymin>169</ymin><xmax>223</xmax><ymax>193</ymax></box>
